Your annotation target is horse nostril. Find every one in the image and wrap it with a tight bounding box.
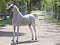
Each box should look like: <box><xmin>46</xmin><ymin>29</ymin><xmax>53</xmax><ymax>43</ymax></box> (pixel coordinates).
<box><xmin>6</xmin><ymin>8</ymin><xmax>9</xmax><ymax>11</ymax></box>
<box><xmin>6</xmin><ymin>9</ymin><xmax>10</xmax><ymax>13</ymax></box>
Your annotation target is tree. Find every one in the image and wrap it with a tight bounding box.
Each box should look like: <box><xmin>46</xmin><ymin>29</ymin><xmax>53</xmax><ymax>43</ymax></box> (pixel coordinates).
<box><xmin>53</xmin><ymin>0</ymin><xmax>60</xmax><ymax>19</ymax></box>
<box><xmin>27</xmin><ymin>0</ymin><xmax>42</xmax><ymax>13</ymax></box>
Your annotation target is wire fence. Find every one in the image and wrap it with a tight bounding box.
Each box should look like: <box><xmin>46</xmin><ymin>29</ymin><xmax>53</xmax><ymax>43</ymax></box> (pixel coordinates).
<box><xmin>44</xmin><ymin>4</ymin><xmax>54</xmax><ymax>22</ymax></box>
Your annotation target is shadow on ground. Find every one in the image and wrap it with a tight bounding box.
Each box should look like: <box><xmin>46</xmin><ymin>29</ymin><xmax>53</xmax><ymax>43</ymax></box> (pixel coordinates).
<box><xmin>55</xmin><ymin>43</ymin><xmax>60</xmax><ymax>45</ymax></box>
<box><xmin>0</xmin><ymin>27</ymin><xmax>6</xmax><ymax>30</ymax></box>
<box><xmin>46</xmin><ymin>30</ymin><xmax>60</xmax><ymax>33</ymax></box>
<box><xmin>11</xmin><ymin>40</ymin><xmax>39</xmax><ymax>45</ymax></box>
<box><xmin>0</xmin><ymin>31</ymin><xmax>26</xmax><ymax>37</ymax></box>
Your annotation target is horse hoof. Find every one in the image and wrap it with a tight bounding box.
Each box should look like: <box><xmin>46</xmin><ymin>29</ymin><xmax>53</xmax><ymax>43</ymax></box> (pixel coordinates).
<box><xmin>12</xmin><ymin>40</ymin><xmax>14</xmax><ymax>43</ymax></box>
<box><xmin>16</xmin><ymin>40</ymin><xmax>18</xmax><ymax>43</ymax></box>
<box><xmin>35</xmin><ymin>38</ymin><xmax>37</xmax><ymax>40</ymax></box>
<box><xmin>12</xmin><ymin>40</ymin><xmax>14</xmax><ymax>42</ymax></box>
<box><xmin>32</xmin><ymin>38</ymin><xmax>34</xmax><ymax>40</ymax></box>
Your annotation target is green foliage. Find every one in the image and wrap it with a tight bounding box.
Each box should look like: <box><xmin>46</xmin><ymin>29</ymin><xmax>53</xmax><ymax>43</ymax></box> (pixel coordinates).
<box><xmin>0</xmin><ymin>0</ymin><xmax>7</xmax><ymax>12</ymax></box>
<box><xmin>44</xmin><ymin>0</ymin><xmax>54</xmax><ymax>5</ymax></box>
<box><xmin>0</xmin><ymin>0</ymin><xmax>42</xmax><ymax>12</ymax></box>
<box><xmin>53</xmin><ymin>0</ymin><xmax>60</xmax><ymax>19</ymax></box>
<box><xmin>51</xmin><ymin>18</ymin><xmax>60</xmax><ymax>26</ymax></box>
<box><xmin>55</xmin><ymin>1</ymin><xmax>60</xmax><ymax>6</ymax></box>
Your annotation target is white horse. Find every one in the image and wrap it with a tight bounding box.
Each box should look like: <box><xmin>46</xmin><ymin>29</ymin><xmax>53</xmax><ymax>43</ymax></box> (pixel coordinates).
<box><xmin>7</xmin><ymin>4</ymin><xmax>37</xmax><ymax>43</ymax></box>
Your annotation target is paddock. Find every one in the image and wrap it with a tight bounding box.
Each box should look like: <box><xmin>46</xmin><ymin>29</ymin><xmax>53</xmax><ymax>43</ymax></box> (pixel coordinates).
<box><xmin>0</xmin><ymin>16</ymin><xmax>60</xmax><ymax>45</ymax></box>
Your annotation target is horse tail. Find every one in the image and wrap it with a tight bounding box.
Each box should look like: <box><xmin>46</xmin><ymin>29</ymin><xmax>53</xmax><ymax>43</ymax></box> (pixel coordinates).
<box><xmin>32</xmin><ymin>14</ymin><xmax>38</xmax><ymax>19</ymax></box>
<box><xmin>32</xmin><ymin>14</ymin><xmax>40</xmax><ymax>27</ymax></box>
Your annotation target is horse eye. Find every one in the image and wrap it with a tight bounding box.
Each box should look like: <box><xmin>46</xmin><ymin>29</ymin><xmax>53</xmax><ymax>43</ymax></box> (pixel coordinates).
<box><xmin>11</xmin><ymin>6</ymin><xmax>13</xmax><ymax>8</ymax></box>
<box><xmin>10</xmin><ymin>6</ymin><xmax>14</xmax><ymax>9</ymax></box>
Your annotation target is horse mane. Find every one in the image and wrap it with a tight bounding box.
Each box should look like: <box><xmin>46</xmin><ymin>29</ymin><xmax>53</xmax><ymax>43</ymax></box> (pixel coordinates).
<box><xmin>14</xmin><ymin>5</ymin><xmax>23</xmax><ymax>16</ymax></box>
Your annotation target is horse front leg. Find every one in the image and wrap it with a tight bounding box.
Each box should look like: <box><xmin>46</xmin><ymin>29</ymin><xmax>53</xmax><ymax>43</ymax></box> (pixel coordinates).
<box><xmin>16</xmin><ymin>26</ymin><xmax>19</xmax><ymax>43</ymax></box>
<box><xmin>12</xmin><ymin>26</ymin><xmax>16</xmax><ymax>43</ymax></box>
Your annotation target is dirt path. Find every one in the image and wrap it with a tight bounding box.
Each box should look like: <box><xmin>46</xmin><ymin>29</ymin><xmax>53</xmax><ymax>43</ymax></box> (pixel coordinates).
<box><xmin>0</xmin><ymin>16</ymin><xmax>60</xmax><ymax>45</ymax></box>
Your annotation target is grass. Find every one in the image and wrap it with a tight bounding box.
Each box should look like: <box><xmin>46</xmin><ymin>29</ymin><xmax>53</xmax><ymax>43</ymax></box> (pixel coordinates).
<box><xmin>31</xmin><ymin>10</ymin><xmax>44</xmax><ymax>13</ymax></box>
<box><xmin>31</xmin><ymin>10</ymin><xmax>44</xmax><ymax>16</ymax></box>
<box><xmin>31</xmin><ymin>10</ymin><xmax>41</xmax><ymax>13</ymax></box>
<box><xmin>0</xmin><ymin>16</ymin><xmax>12</xmax><ymax>26</ymax></box>
<box><xmin>50</xmin><ymin>18</ymin><xmax>60</xmax><ymax>26</ymax></box>
<box><xmin>0</xmin><ymin>19</ymin><xmax>12</xmax><ymax>26</ymax></box>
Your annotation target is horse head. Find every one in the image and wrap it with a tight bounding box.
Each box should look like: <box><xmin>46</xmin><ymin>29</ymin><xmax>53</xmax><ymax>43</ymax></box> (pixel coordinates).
<box><xmin>7</xmin><ymin>4</ymin><xmax>14</xmax><ymax>12</ymax></box>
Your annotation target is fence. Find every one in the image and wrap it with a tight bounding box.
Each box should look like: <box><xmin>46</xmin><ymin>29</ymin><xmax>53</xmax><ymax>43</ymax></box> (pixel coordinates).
<box><xmin>44</xmin><ymin>4</ymin><xmax>54</xmax><ymax>22</ymax></box>
<box><xmin>0</xmin><ymin>12</ymin><xmax>12</xmax><ymax>20</ymax></box>
<box><xmin>19</xmin><ymin>3</ymin><xmax>27</xmax><ymax>15</ymax></box>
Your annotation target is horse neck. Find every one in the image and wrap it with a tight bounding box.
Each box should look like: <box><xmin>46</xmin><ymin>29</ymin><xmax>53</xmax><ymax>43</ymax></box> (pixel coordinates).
<box><xmin>13</xmin><ymin>5</ymin><xmax>23</xmax><ymax>18</ymax></box>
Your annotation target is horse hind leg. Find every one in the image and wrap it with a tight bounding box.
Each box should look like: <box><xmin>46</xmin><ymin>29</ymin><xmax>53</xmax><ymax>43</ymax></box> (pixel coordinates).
<box><xmin>32</xmin><ymin>24</ymin><xmax>37</xmax><ymax>40</ymax></box>
<box><xmin>29</xmin><ymin>24</ymin><xmax>34</xmax><ymax>40</ymax></box>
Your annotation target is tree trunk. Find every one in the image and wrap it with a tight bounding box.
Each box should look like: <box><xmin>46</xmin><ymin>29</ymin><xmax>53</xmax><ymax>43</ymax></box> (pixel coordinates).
<box><xmin>27</xmin><ymin>0</ymin><xmax>32</xmax><ymax>14</ymax></box>
<box><xmin>58</xmin><ymin>5</ymin><xmax>60</xmax><ymax>20</ymax></box>
<box><xmin>54</xmin><ymin>1</ymin><xmax>57</xmax><ymax>19</ymax></box>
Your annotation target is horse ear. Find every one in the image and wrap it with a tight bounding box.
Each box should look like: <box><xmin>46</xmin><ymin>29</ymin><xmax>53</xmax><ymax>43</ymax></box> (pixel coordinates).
<box><xmin>13</xmin><ymin>3</ymin><xmax>14</xmax><ymax>5</ymax></box>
